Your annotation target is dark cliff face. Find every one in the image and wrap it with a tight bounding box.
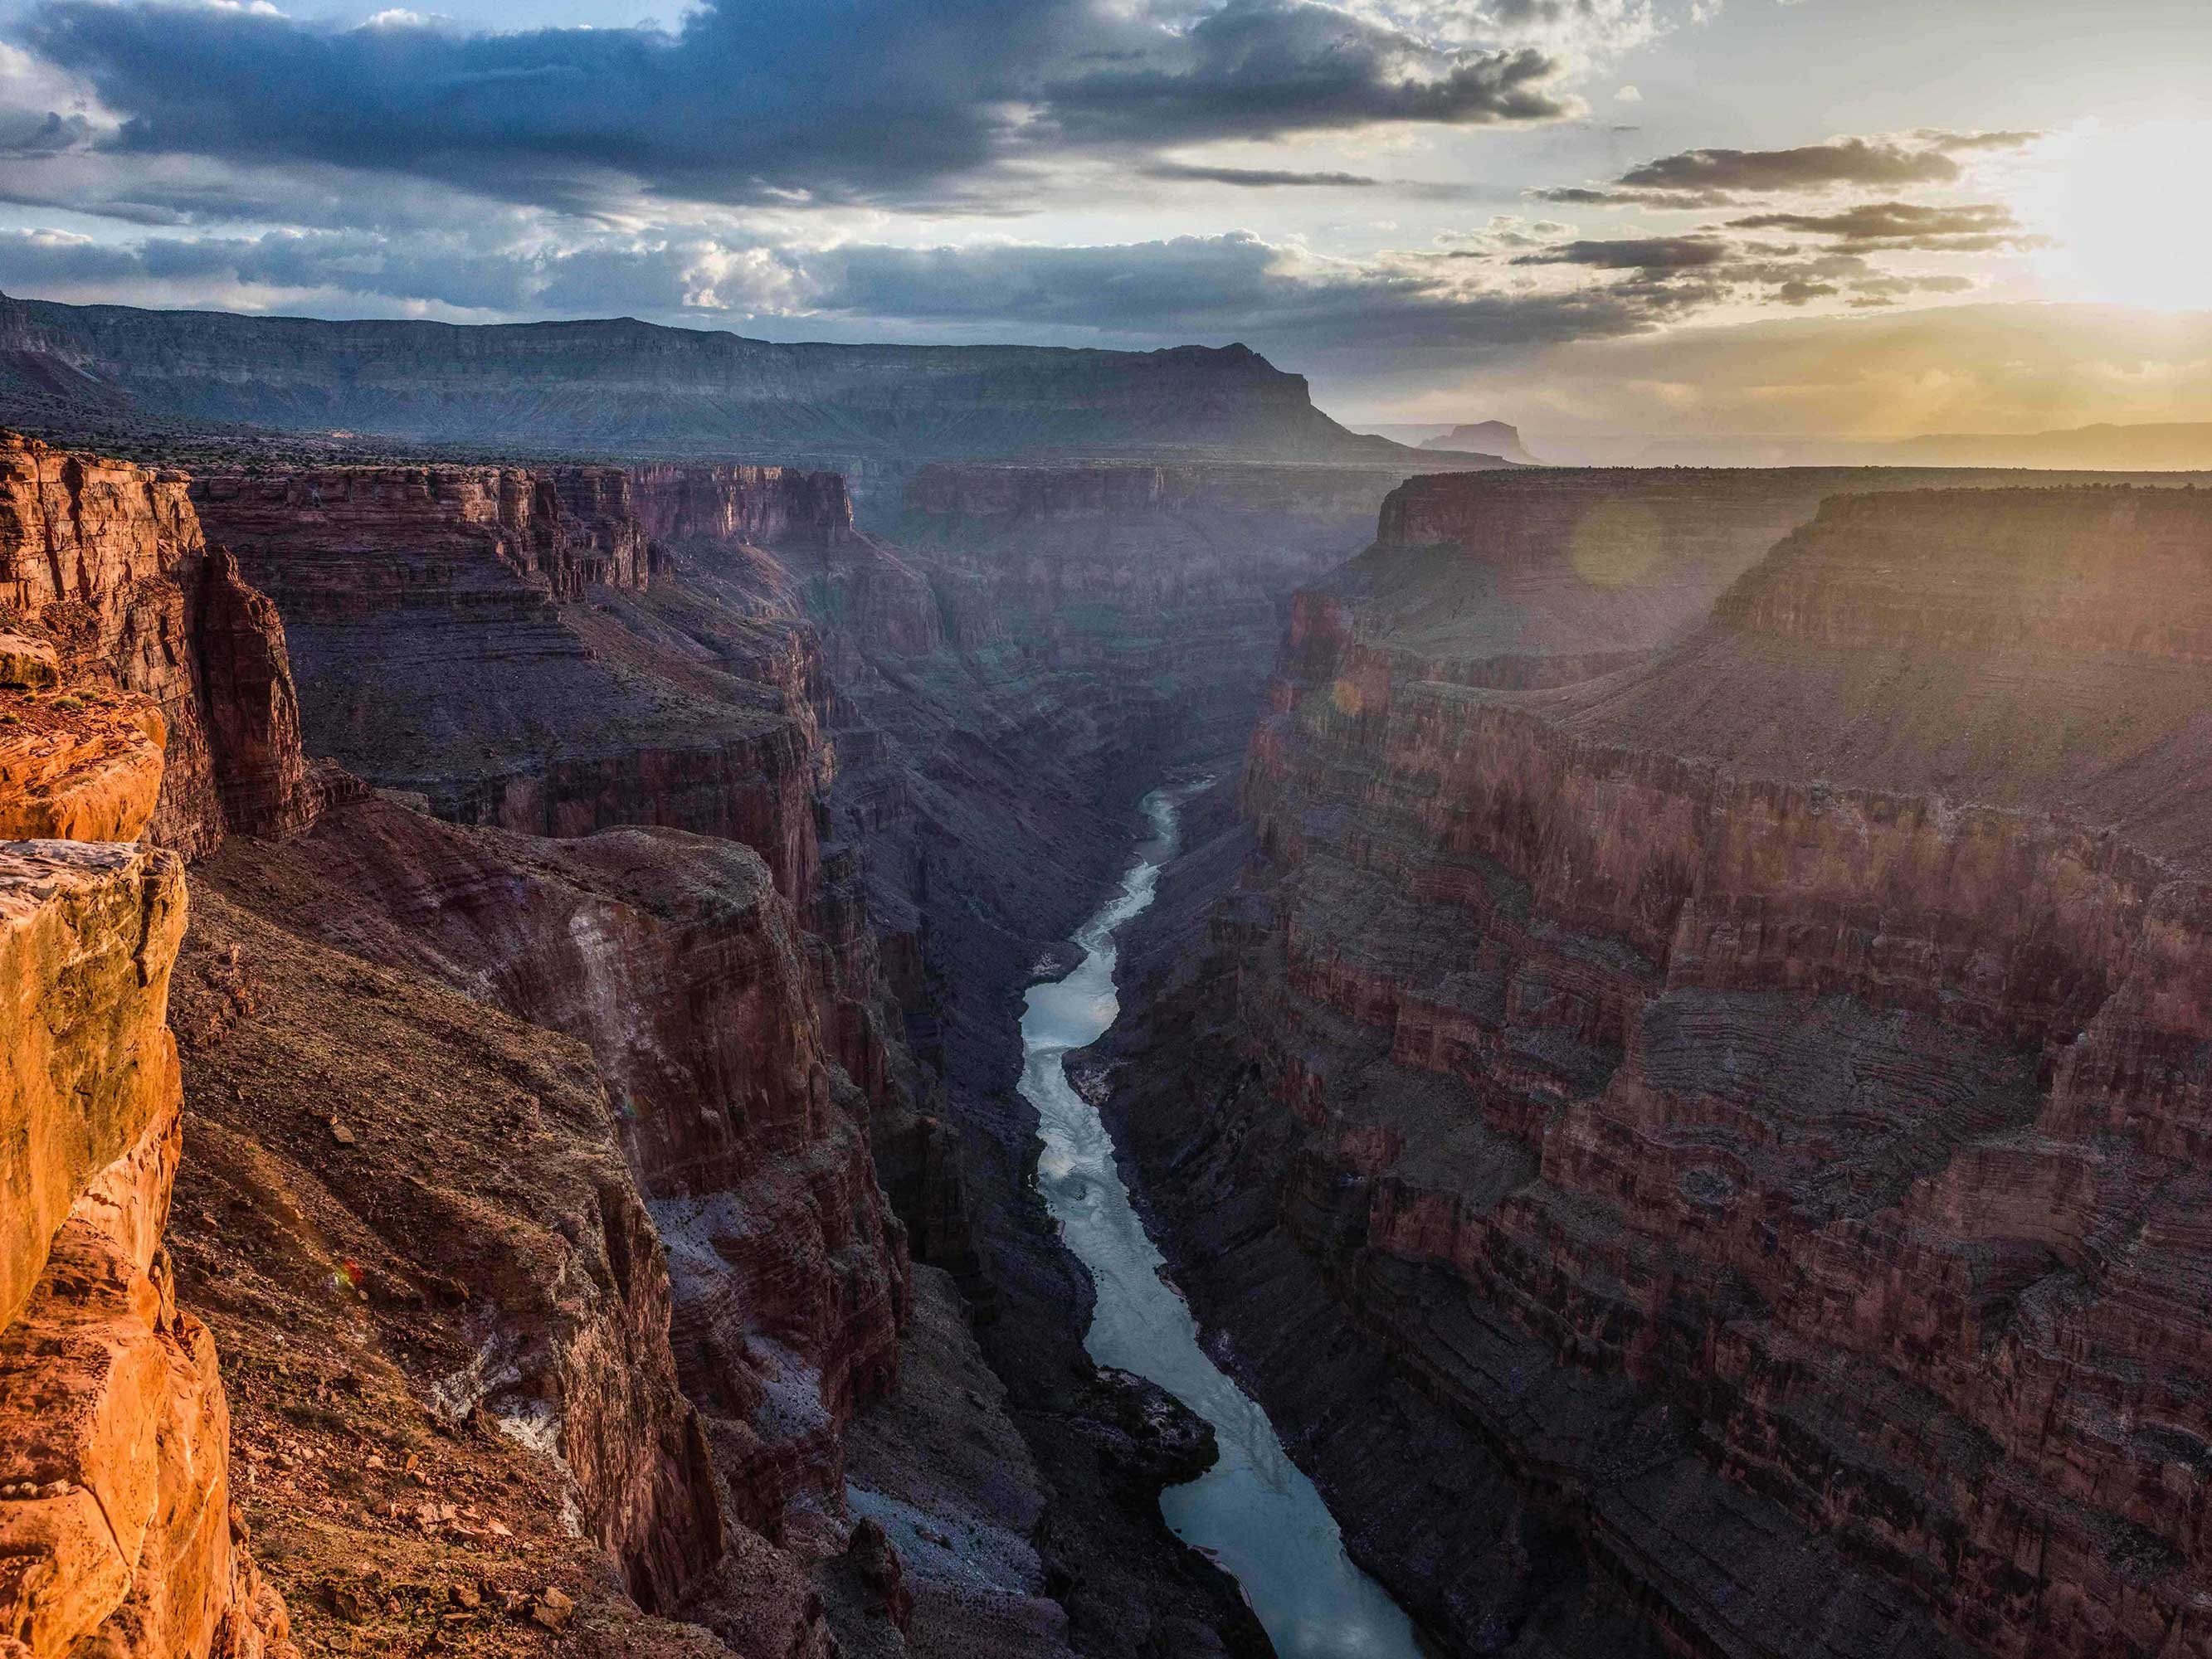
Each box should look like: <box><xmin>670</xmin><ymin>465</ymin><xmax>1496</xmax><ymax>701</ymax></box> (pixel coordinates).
<box><xmin>1104</xmin><ymin>470</ymin><xmax>2212</xmax><ymax>1659</ymax></box>
<box><xmin>192</xmin><ymin>462</ymin><xmax>831</xmax><ymax>896</ymax></box>
<box><xmin>0</xmin><ymin>289</ymin><xmax>1403</xmax><ymax>462</ymax></box>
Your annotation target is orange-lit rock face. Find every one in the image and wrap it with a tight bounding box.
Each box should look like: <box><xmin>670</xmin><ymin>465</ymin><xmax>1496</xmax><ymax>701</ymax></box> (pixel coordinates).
<box><xmin>0</xmin><ymin>434</ymin><xmax>315</xmax><ymax>858</ymax></box>
<box><xmin>0</xmin><ymin>697</ymin><xmax>166</xmax><ymax>843</ymax></box>
<box><xmin>0</xmin><ymin>842</ymin><xmax>293</xmax><ymax>1659</ymax></box>
<box><xmin>0</xmin><ymin>842</ymin><xmax>183</xmax><ymax>1335</ymax></box>
<box><xmin>1121</xmin><ymin>477</ymin><xmax>2212</xmax><ymax>1658</ymax></box>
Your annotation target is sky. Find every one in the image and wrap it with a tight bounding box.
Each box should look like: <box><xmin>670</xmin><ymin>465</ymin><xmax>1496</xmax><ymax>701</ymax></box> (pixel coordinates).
<box><xmin>0</xmin><ymin>0</ymin><xmax>2206</xmax><ymax>437</ymax></box>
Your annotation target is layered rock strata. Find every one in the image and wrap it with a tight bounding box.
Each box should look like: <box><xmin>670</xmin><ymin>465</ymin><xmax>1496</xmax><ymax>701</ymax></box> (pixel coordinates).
<box><xmin>192</xmin><ymin>464</ymin><xmax>826</xmax><ymax>894</ymax></box>
<box><xmin>0</xmin><ymin>433</ymin><xmax>317</xmax><ymax>856</ymax></box>
<box><xmin>1108</xmin><ymin>474</ymin><xmax>2212</xmax><ymax>1657</ymax></box>
<box><xmin>0</xmin><ymin>839</ymin><xmax>295</xmax><ymax>1659</ymax></box>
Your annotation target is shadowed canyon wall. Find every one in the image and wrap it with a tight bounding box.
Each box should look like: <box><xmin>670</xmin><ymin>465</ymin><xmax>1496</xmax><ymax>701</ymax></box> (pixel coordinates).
<box><xmin>1104</xmin><ymin>469</ymin><xmax>2212</xmax><ymax>1658</ymax></box>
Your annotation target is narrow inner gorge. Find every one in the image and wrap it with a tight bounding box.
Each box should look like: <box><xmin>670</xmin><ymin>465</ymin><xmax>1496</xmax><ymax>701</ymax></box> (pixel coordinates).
<box><xmin>1024</xmin><ymin>784</ymin><xmax>1426</xmax><ymax>1659</ymax></box>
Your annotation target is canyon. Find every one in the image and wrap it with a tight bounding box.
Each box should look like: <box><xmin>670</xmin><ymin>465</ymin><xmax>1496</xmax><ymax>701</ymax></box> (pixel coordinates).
<box><xmin>0</xmin><ymin>421</ymin><xmax>1454</xmax><ymax>1657</ymax></box>
<box><xmin>1103</xmin><ymin>465</ymin><xmax>2212</xmax><ymax>1659</ymax></box>
<box><xmin>10</xmin><ymin>331</ymin><xmax>2212</xmax><ymax>1659</ymax></box>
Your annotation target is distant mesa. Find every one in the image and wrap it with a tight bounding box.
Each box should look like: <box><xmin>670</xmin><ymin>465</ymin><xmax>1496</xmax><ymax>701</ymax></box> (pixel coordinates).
<box><xmin>1417</xmin><ymin>421</ymin><xmax>1541</xmax><ymax>465</ymax></box>
<box><xmin>0</xmin><ymin>288</ymin><xmax>1448</xmax><ymax>468</ymax></box>
<box><xmin>1878</xmin><ymin>420</ymin><xmax>2212</xmax><ymax>470</ymax></box>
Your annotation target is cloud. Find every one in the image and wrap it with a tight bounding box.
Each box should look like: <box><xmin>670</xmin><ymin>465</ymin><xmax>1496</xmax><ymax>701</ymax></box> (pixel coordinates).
<box><xmin>14</xmin><ymin>0</ymin><xmax>1576</xmax><ymax>214</ymax></box>
<box><xmin>1141</xmin><ymin>161</ymin><xmax>1381</xmax><ymax>187</ymax></box>
<box><xmin>1537</xmin><ymin>129</ymin><xmax>2044</xmax><ymax>209</ymax></box>
<box><xmin>1727</xmin><ymin>199</ymin><xmax>2044</xmax><ymax>252</ymax></box>
<box><xmin>1917</xmin><ymin>128</ymin><xmax>2045</xmax><ymax>153</ymax></box>
<box><xmin>1615</xmin><ymin>83</ymin><xmax>1641</xmax><ymax>101</ymax></box>
<box><xmin>1044</xmin><ymin>7</ymin><xmax>1567</xmax><ymax>144</ymax></box>
<box><xmin>1517</xmin><ymin>234</ymin><xmax>1731</xmax><ymax>269</ymax></box>
<box><xmin>1616</xmin><ymin>137</ymin><xmax>1964</xmax><ymax>197</ymax></box>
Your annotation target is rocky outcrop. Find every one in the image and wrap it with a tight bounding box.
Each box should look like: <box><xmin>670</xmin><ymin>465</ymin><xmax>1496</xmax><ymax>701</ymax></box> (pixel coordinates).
<box><xmin>170</xmin><ymin>837</ymin><xmax>758</xmax><ymax>1654</ymax></box>
<box><xmin>249</xmin><ymin>796</ymin><xmax>911</xmax><ymax>1482</ymax></box>
<box><xmin>0</xmin><ymin>840</ymin><xmax>295</xmax><ymax>1659</ymax></box>
<box><xmin>0</xmin><ymin>432</ymin><xmax>317</xmax><ymax>856</ymax></box>
<box><xmin>190</xmin><ymin>467</ymin><xmax>654</xmax><ymax>605</ymax></box>
<box><xmin>0</xmin><ymin>291</ymin><xmax>1408</xmax><ymax>462</ymax></box>
<box><xmin>631</xmin><ymin>465</ymin><xmax>855</xmax><ymax>549</ymax></box>
<box><xmin>1108</xmin><ymin>474</ymin><xmax>2212</xmax><ymax>1658</ymax></box>
<box><xmin>0</xmin><ymin>691</ymin><xmax>167</xmax><ymax>844</ymax></box>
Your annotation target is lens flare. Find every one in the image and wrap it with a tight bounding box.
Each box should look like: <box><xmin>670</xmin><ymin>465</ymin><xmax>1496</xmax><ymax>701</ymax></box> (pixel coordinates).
<box><xmin>2022</xmin><ymin>121</ymin><xmax>2212</xmax><ymax>312</ymax></box>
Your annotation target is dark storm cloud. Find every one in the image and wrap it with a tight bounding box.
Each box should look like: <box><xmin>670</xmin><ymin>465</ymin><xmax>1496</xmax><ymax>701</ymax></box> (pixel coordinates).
<box><xmin>1044</xmin><ymin>6</ymin><xmax>1565</xmax><ymax>143</ymax></box>
<box><xmin>1726</xmin><ymin>200</ymin><xmax>2037</xmax><ymax>250</ymax></box>
<box><xmin>16</xmin><ymin>0</ymin><xmax>1572</xmax><ymax>212</ymax></box>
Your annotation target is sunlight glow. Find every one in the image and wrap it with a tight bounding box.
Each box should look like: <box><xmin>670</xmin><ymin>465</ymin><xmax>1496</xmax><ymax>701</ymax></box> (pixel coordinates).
<box><xmin>2026</xmin><ymin>121</ymin><xmax>2212</xmax><ymax>312</ymax></box>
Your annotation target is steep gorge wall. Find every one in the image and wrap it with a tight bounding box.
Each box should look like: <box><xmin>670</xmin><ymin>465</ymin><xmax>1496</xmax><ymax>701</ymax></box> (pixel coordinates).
<box><xmin>194</xmin><ymin>464</ymin><xmax>829</xmax><ymax>893</ymax></box>
<box><xmin>213</xmin><ymin>450</ymin><xmax>1389</xmax><ymax>1652</ymax></box>
<box><xmin>174</xmin><ymin>452</ymin><xmax>1172</xmax><ymax>1654</ymax></box>
<box><xmin>0</xmin><ymin>838</ymin><xmax>295</xmax><ymax>1657</ymax></box>
<box><xmin>1108</xmin><ymin>474</ymin><xmax>2212</xmax><ymax>1658</ymax></box>
<box><xmin>0</xmin><ymin>434</ymin><xmax>318</xmax><ymax>854</ymax></box>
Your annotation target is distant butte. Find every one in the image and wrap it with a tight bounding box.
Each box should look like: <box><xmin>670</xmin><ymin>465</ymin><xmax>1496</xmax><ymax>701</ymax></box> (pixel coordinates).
<box><xmin>1417</xmin><ymin>419</ymin><xmax>1542</xmax><ymax>464</ymax></box>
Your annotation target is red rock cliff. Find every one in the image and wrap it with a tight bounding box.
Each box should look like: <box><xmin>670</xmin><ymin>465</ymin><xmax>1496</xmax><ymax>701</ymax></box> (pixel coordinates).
<box><xmin>0</xmin><ymin>841</ymin><xmax>295</xmax><ymax>1659</ymax></box>
<box><xmin>1113</xmin><ymin>474</ymin><xmax>2212</xmax><ymax>1659</ymax></box>
<box><xmin>0</xmin><ymin>434</ymin><xmax>317</xmax><ymax>856</ymax></box>
<box><xmin>192</xmin><ymin>463</ymin><xmax>826</xmax><ymax>898</ymax></box>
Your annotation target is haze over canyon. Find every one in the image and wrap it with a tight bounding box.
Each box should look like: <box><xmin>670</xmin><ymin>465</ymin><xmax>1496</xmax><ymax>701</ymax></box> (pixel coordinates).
<box><xmin>4</xmin><ymin>2</ymin><xmax>2212</xmax><ymax>1657</ymax></box>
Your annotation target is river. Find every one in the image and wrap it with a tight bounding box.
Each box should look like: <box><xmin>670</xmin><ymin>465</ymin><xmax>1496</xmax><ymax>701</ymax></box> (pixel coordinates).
<box><xmin>1021</xmin><ymin>785</ymin><xmax>1428</xmax><ymax>1658</ymax></box>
